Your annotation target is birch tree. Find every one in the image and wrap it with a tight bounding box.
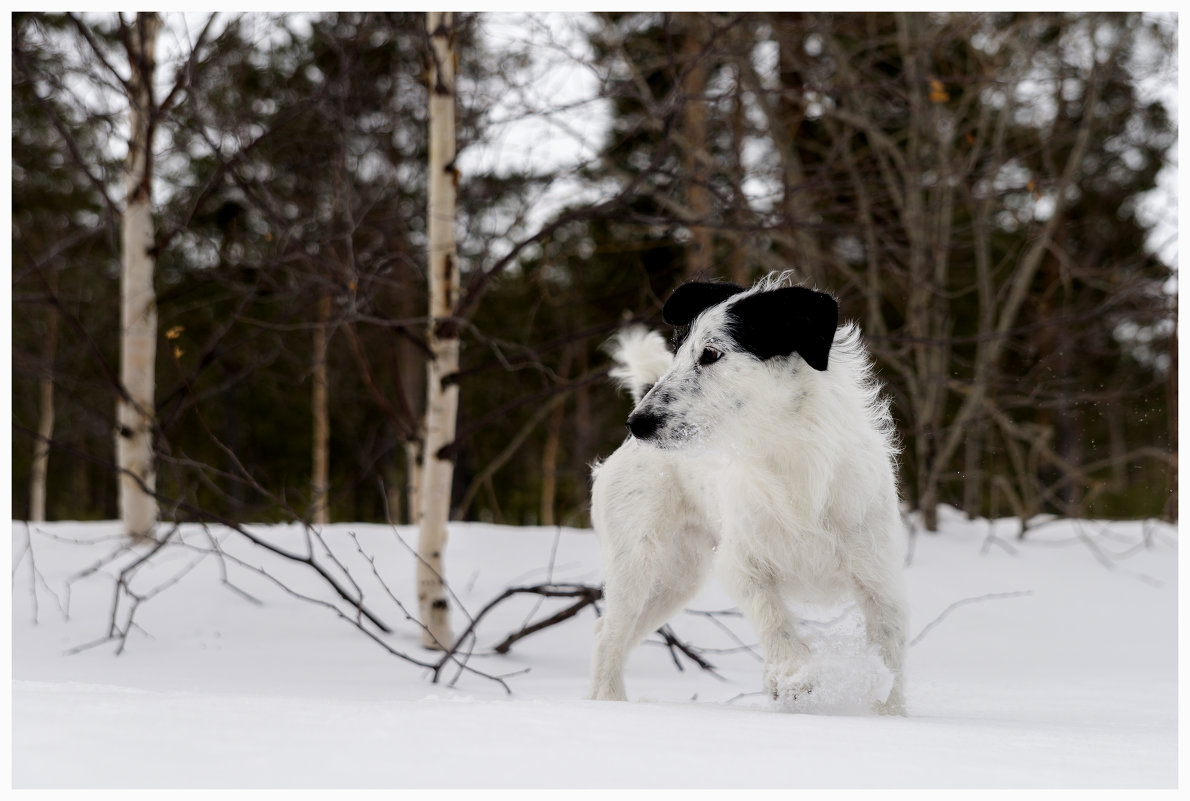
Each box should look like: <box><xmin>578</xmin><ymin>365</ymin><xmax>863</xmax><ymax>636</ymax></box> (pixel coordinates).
<box><xmin>29</xmin><ymin>268</ymin><xmax>58</xmax><ymax>523</ymax></box>
<box><xmin>311</xmin><ymin>290</ymin><xmax>332</xmax><ymax>525</ymax></box>
<box><xmin>117</xmin><ymin>12</ymin><xmax>162</xmax><ymax>540</ymax></box>
<box><xmin>418</xmin><ymin>11</ymin><xmax>461</xmax><ymax>649</ymax></box>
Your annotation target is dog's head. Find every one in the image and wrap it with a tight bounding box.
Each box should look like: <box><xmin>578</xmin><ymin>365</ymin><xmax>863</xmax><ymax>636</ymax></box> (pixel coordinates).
<box><xmin>626</xmin><ymin>280</ymin><xmax>839</xmax><ymax>449</ymax></box>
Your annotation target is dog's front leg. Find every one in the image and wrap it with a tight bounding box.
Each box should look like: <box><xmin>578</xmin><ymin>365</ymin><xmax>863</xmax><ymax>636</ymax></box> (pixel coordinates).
<box><xmin>721</xmin><ymin>560</ymin><xmax>812</xmax><ymax>702</ymax></box>
<box><xmin>854</xmin><ymin>573</ymin><xmax>908</xmax><ymax>716</ymax></box>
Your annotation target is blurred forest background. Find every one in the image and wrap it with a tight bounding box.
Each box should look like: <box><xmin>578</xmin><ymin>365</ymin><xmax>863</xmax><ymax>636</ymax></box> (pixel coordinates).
<box><xmin>11</xmin><ymin>11</ymin><xmax>1178</xmax><ymax>533</ymax></box>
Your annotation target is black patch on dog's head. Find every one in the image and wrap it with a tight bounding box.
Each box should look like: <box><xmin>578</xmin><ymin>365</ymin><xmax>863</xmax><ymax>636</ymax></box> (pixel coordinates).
<box><xmin>725</xmin><ymin>287</ymin><xmax>839</xmax><ymax>370</ymax></box>
<box><xmin>664</xmin><ymin>281</ymin><xmax>745</xmax><ymax>352</ymax></box>
<box><xmin>663</xmin><ymin>282</ymin><xmax>746</xmax><ymax>327</ymax></box>
<box><xmin>672</xmin><ymin>326</ymin><xmax>695</xmax><ymax>352</ymax></box>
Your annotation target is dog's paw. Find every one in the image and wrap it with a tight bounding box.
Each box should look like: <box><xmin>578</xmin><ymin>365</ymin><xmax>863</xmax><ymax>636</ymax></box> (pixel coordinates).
<box><xmin>764</xmin><ymin>662</ymin><xmax>815</xmax><ymax>704</ymax></box>
<box><xmin>872</xmin><ymin>698</ymin><xmax>905</xmax><ymax>716</ymax></box>
<box><xmin>772</xmin><ymin>680</ymin><xmax>814</xmax><ymax>704</ymax></box>
<box><xmin>873</xmin><ymin>685</ymin><xmax>906</xmax><ymax>716</ymax></box>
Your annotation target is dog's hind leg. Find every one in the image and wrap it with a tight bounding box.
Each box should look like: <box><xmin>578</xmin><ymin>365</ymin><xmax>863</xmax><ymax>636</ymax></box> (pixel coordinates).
<box><xmin>589</xmin><ymin>532</ymin><xmax>712</xmax><ymax>701</ymax></box>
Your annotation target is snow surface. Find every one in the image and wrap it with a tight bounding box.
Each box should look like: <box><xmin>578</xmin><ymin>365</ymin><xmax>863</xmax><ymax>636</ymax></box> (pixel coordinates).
<box><xmin>9</xmin><ymin>509</ymin><xmax>1179</xmax><ymax>788</ymax></box>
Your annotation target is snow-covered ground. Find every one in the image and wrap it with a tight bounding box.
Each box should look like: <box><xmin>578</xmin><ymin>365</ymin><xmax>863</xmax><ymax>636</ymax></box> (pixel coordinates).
<box><xmin>9</xmin><ymin>509</ymin><xmax>1178</xmax><ymax>788</ymax></box>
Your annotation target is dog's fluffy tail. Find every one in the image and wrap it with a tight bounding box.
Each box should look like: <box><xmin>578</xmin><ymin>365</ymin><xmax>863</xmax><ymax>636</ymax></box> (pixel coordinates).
<box><xmin>605</xmin><ymin>325</ymin><xmax>672</xmax><ymax>405</ymax></box>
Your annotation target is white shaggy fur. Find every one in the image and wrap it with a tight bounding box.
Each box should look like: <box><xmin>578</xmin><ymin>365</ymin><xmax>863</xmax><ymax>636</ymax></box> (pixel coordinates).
<box><xmin>605</xmin><ymin>326</ymin><xmax>673</xmax><ymax>406</ymax></box>
<box><xmin>589</xmin><ymin>274</ymin><xmax>908</xmax><ymax>714</ymax></box>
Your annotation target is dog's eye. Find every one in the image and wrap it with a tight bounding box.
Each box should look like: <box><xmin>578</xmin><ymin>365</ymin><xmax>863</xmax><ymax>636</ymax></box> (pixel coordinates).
<box><xmin>698</xmin><ymin>347</ymin><xmax>723</xmax><ymax>366</ymax></box>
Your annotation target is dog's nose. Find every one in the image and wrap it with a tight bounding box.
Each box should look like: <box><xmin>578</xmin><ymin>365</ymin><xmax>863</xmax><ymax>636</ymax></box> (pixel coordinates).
<box><xmin>626</xmin><ymin>411</ymin><xmax>662</xmax><ymax>440</ymax></box>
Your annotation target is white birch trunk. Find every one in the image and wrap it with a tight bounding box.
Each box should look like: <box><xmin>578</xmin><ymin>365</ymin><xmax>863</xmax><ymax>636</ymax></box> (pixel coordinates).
<box><xmin>29</xmin><ymin>265</ymin><xmax>58</xmax><ymax>521</ymax></box>
<box><xmin>404</xmin><ymin>438</ymin><xmax>423</xmax><ymax>526</ymax></box>
<box><xmin>31</xmin><ymin>374</ymin><xmax>56</xmax><ymax>522</ymax></box>
<box><xmin>311</xmin><ymin>291</ymin><xmax>331</xmax><ymax>525</ymax></box>
<box><xmin>417</xmin><ymin>11</ymin><xmax>460</xmax><ymax>650</ymax></box>
<box><xmin>118</xmin><ymin>13</ymin><xmax>161</xmax><ymax>540</ymax></box>
<box><xmin>30</xmin><ymin>270</ymin><xmax>58</xmax><ymax>523</ymax></box>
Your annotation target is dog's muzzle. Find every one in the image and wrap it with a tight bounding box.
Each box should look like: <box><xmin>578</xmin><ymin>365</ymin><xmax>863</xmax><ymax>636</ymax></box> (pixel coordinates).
<box><xmin>626</xmin><ymin>410</ymin><xmax>663</xmax><ymax>440</ymax></box>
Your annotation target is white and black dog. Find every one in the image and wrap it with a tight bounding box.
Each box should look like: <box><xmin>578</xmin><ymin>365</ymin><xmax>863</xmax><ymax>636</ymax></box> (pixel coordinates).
<box><xmin>589</xmin><ymin>273</ymin><xmax>907</xmax><ymax>714</ymax></box>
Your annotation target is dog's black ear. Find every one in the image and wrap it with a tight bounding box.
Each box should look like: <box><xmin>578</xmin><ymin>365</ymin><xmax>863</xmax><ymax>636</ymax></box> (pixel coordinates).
<box><xmin>727</xmin><ymin>287</ymin><xmax>839</xmax><ymax>370</ymax></box>
<box><xmin>662</xmin><ymin>281</ymin><xmax>746</xmax><ymax>326</ymax></box>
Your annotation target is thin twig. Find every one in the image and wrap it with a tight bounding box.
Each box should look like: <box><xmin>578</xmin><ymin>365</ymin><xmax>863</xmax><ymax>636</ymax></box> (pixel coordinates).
<box><xmin>653</xmin><ymin>624</ymin><xmax>722</xmax><ymax>677</ymax></box>
<box><xmin>909</xmin><ymin>590</ymin><xmax>1033</xmax><ymax>647</ymax></box>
